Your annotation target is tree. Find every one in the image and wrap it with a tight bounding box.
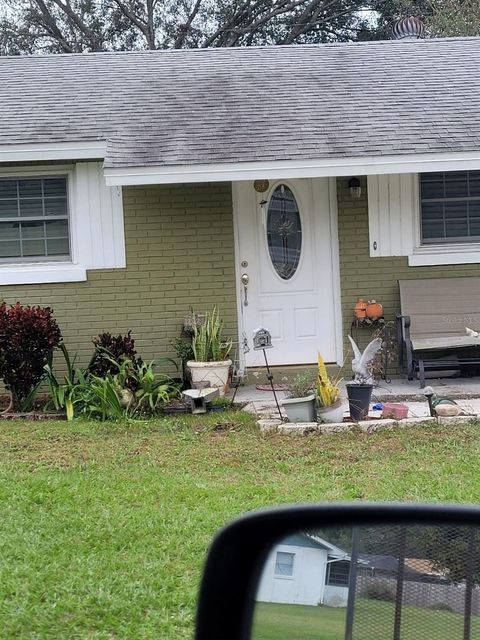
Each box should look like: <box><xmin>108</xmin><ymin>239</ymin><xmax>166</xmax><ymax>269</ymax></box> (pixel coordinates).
<box><xmin>0</xmin><ymin>0</ymin><xmax>378</xmax><ymax>55</ymax></box>
<box><xmin>362</xmin><ymin>0</ymin><xmax>432</xmax><ymax>40</ymax></box>
<box><xmin>371</xmin><ymin>0</ymin><xmax>480</xmax><ymax>39</ymax></box>
<box><xmin>427</xmin><ymin>0</ymin><xmax>480</xmax><ymax>37</ymax></box>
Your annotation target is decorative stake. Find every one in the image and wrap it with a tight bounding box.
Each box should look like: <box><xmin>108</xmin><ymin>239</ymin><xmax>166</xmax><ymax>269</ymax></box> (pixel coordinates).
<box><xmin>253</xmin><ymin>327</ymin><xmax>283</xmax><ymax>420</ymax></box>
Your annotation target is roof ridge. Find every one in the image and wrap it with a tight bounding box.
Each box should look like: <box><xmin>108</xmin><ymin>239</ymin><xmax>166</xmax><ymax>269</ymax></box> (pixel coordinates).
<box><xmin>1</xmin><ymin>35</ymin><xmax>480</xmax><ymax>61</ymax></box>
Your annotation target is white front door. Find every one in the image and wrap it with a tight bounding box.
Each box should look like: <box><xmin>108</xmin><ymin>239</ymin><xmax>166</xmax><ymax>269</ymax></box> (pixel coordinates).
<box><xmin>233</xmin><ymin>178</ymin><xmax>341</xmax><ymax>367</ymax></box>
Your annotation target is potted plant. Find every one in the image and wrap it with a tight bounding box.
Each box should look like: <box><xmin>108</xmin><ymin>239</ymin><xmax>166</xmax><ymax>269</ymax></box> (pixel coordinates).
<box><xmin>316</xmin><ymin>353</ymin><xmax>344</xmax><ymax>423</ymax></box>
<box><xmin>187</xmin><ymin>308</ymin><xmax>232</xmax><ymax>396</ymax></box>
<box><xmin>281</xmin><ymin>373</ymin><xmax>316</xmax><ymax>423</ymax></box>
<box><xmin>346</xmin><ymin>335</ymin><xmax>382</xmax><ymax>421</ymax></box>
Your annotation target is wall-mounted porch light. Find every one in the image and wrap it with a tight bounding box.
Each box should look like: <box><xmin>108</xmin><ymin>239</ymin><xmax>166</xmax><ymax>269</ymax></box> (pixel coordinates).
<box><xmin>348</xmin><ymin>177</ymin><xmax>362</xmax><ymax>199</ymax></box>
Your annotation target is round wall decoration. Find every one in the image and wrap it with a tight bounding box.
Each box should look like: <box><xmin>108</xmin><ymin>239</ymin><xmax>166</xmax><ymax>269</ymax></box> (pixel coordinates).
<box><xmin>253</xmin><ymin>180</ymin><xmax>270</xmax><ymax>193</ymax></box>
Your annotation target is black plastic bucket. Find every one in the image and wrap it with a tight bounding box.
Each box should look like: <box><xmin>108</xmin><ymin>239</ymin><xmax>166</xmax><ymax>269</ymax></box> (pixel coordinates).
<box><xmin>346</xmin><ymin>384</ymin><xmax>373</xmax><ymax>422</ymax></box>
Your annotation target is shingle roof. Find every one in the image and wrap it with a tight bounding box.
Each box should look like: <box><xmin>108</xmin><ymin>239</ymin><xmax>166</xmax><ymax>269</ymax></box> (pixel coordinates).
<box><xmin>2</xmin><ymin>37</ymin><xmax>480</xmax><ymax>169</ymax></box>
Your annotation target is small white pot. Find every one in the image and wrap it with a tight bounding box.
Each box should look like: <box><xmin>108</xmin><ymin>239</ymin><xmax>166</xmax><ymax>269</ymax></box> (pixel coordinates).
<box><xmin>187</xmin><ymin>360</ymin><xmax>232</xmax><ymax>396</ymax></box>
<box><xmin>317</xmin><ymin>400</ymin><xmax>345</xmax><ymax>423</ymax></box>
<box><xmin>281</xmin><ymin>394</ymin><xmax>316</xmax><ymax>423</ymax></box>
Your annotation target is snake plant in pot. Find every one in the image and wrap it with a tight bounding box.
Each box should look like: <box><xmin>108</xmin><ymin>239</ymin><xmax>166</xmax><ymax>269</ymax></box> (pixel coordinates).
<box><xmin>187</xmin><ymin>308</ymin><xmax>232</xmax><ymax>396</ymax></box>
<box><xmin>316</xmin><ymin>353</ymin><xmax>344</xmax><ymax>423</ymax></box>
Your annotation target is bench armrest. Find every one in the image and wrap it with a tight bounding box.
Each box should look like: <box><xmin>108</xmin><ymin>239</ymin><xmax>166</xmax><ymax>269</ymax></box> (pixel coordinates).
<box><xmin>396</xmin><ymin>314</ymin><xmax>413</xmax><ymax>378</ymax></box>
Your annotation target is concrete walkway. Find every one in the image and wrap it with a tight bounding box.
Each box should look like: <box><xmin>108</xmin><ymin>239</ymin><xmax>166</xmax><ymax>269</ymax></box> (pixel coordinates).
<box><xmin>229</xmin><ymin>376</ymin><xmax>480</xmax><ymax>421</ymax></box>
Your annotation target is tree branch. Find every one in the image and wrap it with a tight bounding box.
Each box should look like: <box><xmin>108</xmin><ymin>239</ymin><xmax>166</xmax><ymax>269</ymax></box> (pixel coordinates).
<box><xmin>47</xmin><ymin>0</ymin><xmax>104</xmax><ymax>50</ymax></box>
<box><xmin>110</xmin><ymin>0</ymin><xmax>153</xmax><ymax>48</ymax></box>
<box><xmin>201</xmin><ymin>0</ymin><xmax>308</xmax><ymax>48</ymax></box>
<box><xmin>33</xmin><ymin>0</ymin><xmax>75</xmax><ymax>52</ymax></box>
<box><xmin>174</xmin><ymin>0</ymin><xmax>203</xmax><ymax>49</ymax></box>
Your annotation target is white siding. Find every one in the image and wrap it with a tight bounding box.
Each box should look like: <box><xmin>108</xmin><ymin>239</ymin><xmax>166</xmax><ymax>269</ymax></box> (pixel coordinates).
<box><xmin>256</xmin><ymin>544</ymin><xmax>328</xmax><ymax>606</ymax></box>
<box><xmin>72</xmin><ymin>161</ymin><xmax>125</xmax><ymax>270</ymax></box>
<box><xmin>367</xmin><ymin>173</ymin><xmax>418</xmax><ymax>257</ymax></box>
<box><xmin>323</xmin><ymin>585</ymin><xmax>349</xmax><ymax>607</ymax></box>
<box><xmin>0</xmin><ymin>161</ymin><xmax>125</xmax><ymax>285</ymax></box>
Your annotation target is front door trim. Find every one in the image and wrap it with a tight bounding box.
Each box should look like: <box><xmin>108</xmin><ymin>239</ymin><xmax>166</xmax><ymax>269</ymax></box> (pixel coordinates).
<box><xmin>232</xmin><ymin>178</ymin><xmax>343</xmax><ymax>373</ymax></box>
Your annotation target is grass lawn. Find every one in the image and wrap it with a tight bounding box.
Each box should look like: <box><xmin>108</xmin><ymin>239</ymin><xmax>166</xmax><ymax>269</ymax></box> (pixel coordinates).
<box><xmin>252</xmin><ymin>599</ymin><xmax>479</xmax><ymax>639</ymax></box>
<box><xmin>1</xmin><ymin>414</ymin><xmax>480</xmax><ymax>638</ymax></box>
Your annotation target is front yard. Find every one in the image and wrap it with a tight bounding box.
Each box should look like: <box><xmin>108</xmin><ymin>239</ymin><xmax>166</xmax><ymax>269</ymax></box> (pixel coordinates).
<box><xmin>1</xmin><ymin>414</ymin><xmax>480</xmax><ymax>638</ymax></box>
<box><xmin>253</xmin><ymin>599</ymin><xmax>480</xmax><ymax>639</ymax></box>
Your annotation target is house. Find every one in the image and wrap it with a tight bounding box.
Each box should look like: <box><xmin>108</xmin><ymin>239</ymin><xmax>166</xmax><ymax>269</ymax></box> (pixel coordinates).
<box><xmin>2</xmin><ymin>35</ymin><xmax>480</xmax><ymax>371</ymax></box>
<box><xmin>256</xmin><ymin>533</ymin><xmax>350</xmax><ymax>606</ymax></box>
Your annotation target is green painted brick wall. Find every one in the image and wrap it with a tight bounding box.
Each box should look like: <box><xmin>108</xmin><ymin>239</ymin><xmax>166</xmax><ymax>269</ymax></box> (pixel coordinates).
<box><xmin>337</xmin><ymin>176</ymin><xmax>480</xmax><ymax>360</ymax></box>
<box><xmin>0</xmin><ymin>182</ymin><xmax>238</xmax><ymax>368</ymax></box>
<box><xmin>3</xmin><ymin>175</ymin><xmax>480</xmax><ymax>377</ymax></box>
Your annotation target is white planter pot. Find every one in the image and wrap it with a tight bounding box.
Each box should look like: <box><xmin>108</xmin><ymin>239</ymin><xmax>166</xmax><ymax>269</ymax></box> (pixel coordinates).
<box><xmin>281</xmin><ymin>394</ymin><xmax>316</xmax><ymax>423</ymax></box>
<box><xmin>186</xmin><ymin>360</ymin><xmax>232</xmax><ymax>396</ymax></box>
<box><xmin>317</xmin><ymin>400</ymin><xmax>345</xmax><ymax>423</ymax></box>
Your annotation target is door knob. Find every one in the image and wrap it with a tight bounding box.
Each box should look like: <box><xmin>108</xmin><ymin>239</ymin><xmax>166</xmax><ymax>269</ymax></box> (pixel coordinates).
<box><xmin>241</xmin><ymin>274</ymin><xmax>249</xmax><ymax>286</ymax></box>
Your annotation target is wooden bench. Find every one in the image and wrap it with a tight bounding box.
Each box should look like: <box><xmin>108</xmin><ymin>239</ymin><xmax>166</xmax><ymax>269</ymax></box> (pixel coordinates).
<box><xmin>396</xmin><ymin>277</ymin><xmax>480</xmax><ymax>388</ymax></box>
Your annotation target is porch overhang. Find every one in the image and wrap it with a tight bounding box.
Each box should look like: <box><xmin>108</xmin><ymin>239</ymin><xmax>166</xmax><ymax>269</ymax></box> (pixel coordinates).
<box><xmin>104</xmin><ymin>150</ymin><xmax>480</xmax><ymax>186</ymax></box>
<box><xmin>0</xmin><ymin>141</ymin><xmax>107</xmax><ymax>163</ymax></box>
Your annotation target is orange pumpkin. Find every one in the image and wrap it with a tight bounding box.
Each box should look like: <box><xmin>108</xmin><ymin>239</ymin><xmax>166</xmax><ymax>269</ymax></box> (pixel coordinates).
<box><xmin>354</xmin><ymin>298</ymin><xmax>368</xmax><ymax>319</ymax></box>
<box><xmin>366</xmin><ymin>300</ymin><xmax>383</xmax><ymax>320</ymax></box>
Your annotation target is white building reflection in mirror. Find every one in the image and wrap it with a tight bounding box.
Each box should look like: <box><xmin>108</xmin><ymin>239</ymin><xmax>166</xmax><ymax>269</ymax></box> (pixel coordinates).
<box><xmin>256</xmin><ymin>533</ymin><xmax>350</xmax><ymax>607</ymax></box>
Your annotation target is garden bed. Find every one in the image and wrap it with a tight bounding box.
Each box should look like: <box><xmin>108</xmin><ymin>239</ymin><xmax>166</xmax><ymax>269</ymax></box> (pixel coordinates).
<box><xmin>0</xmin><ymin>411</ymin><xmax>65</xmax><ymax>421</ymax></box>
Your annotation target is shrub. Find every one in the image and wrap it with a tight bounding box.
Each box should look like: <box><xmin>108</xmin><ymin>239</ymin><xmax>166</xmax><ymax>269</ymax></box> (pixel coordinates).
<box><xmin>173</xmin><ymin>337</ymin><xmax>194</xmax><ymax>365</ymax></box>
<box><xmin>285</xmin><ymin>373</ymin><xmax>315</xmax><ymax>399</ymax></box>
<box><xmin>0</xmin><ymin>302</ymin><xmax>62</xmax><ymax>411</ymax></box>
<box><xmin>362</xmin><ymin>582</ymin><xmax>395</xmax><ymax>602</ymax></box>
<box><xmin>88</xmin><ymin>331</ymin><xmax>141</xmax><ymax>388</ymax></box>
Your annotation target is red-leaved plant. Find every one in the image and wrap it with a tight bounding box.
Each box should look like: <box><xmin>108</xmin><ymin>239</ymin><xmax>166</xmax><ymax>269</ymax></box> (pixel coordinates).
<box><xmin>88</xmin><ymin>331</ymin><xmax>141</xmax><ymax>390</ymax></box>
<box><xmin>0</xmin><ymin>303</ymin><xmax>62</xmax><ymax>411</ymax></box>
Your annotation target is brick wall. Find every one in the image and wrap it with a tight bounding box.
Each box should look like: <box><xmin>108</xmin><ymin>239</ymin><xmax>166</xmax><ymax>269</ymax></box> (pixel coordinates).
<box><xmin>337</xmin><ymin>176</ymin><xmax>480</xmax><ymax>358</ymax></box>
<box><xmin>0</xmin><ymin>182</ymin><xmax>237</xmax><ymax>367</ymax></box>
<box><xmin>4</xmin><ymin>175</ymin><xmax>478</xmax><ymax>377</ymax></box>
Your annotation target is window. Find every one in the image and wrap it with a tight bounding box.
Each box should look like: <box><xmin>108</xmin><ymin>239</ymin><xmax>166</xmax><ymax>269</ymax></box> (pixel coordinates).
<box><xmin>0</xmin><ymin>176</ymin><xmax>70</xmax><ymax>261</ymax></box>
<box><xmin>326</xmin><ymin>560</ymin><xmax>350</xmax><ymax>587</ymax></box>
<box><xmin>274</xmin><ymin>551</ymin><xmax>295</xmax><ymax>577</ymax></box>
<box><xmin>267</xmin><ymin>184</ymin><xmax>302</xmax><ymax>280</ymax></box>
<box><xmin>420</xmin><ymin>171</ymin><xmax>480</xmax><ymax>244</ymax></box>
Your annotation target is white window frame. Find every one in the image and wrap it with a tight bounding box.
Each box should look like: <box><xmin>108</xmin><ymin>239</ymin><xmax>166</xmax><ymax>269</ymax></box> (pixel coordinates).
<box><xmin>410</xmin><ymin>174</ymin><xmax>480</xmax><ymax>266</ymax></box>
<box><xmin>0</xmin><ymin>165</ymin><xmax>85</xmax><ymax>284</ymax></box>
<box><xmin>0</xmin><ymin>173</ymin><xmax>71</xmax><ymax>264</ymax></box>
<box><xmin>274</xmin><ymin>551</ymin><xmax>295</xmax><ymax>579</ymax></box>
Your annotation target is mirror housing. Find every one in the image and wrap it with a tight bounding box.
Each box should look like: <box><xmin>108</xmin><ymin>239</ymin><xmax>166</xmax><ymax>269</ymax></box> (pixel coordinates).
<box><xmin>195</xmin><ymin>503</ymin><xmax>480</xmax><ymax>640</ymax></box>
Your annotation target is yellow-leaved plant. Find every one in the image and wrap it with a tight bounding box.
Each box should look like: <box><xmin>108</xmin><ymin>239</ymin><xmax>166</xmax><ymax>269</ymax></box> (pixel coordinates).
<box><xmin>317</xmin><ymin>353</ymin><xmax>341</xmax><ymax>407</ymax></box>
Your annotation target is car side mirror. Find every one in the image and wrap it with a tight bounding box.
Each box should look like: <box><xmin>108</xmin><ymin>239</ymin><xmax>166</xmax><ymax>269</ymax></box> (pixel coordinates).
<box><xmin>195</xmin><ymin>503</ymin><xmax>480</xmax><ymax>640</ymax></box>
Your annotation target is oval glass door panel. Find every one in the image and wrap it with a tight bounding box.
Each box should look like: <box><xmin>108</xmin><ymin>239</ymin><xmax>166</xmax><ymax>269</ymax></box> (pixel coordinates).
<box><xmin>267</xmin><ymin>185</ymin><xmax>302</xmax><ymax>280</ymax></box>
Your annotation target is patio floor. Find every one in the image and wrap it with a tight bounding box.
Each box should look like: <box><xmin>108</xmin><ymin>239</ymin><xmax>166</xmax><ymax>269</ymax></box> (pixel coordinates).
<box><xmin>229</xmin><ymin>375</ymin><xmax>480</xmax><ymax>420</ymax></box>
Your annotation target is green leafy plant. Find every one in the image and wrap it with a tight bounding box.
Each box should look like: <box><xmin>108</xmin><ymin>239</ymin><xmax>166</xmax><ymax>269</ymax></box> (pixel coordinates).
<box><xmin>317</xmin><ymin>353</ymin><xmax>342</xmax><ymax>407</ymax></box>
<box><xmin>0</xmin><ymin>302</ymin><xmax>62</xmax><ymax>411</ymax></box>
<box><xmin>208</xmin><ymin>396</ymin><xmax>233</xmax><ymax>408</ymax></box>
<box><xmin>44</xmin><ymin>335</ymin><xmax>179</xmax><ymax>421</ymax></box>
<box><xmin>285</xmin><ymin>373</ymin><xmax>315</xmax><ymax>399</ymax></box>
<box><xmin>44</xmin><ymin>343</ymin><xmax>88</xmax><ymax>421</ymax></box>
<box><xmin>88</xmin><ymin>331</ymin><xmax>141</xmax><ymax>389</ymax></box>
<box><xmin>85</xmin><ymin>355</ymin><xmax>179</xmax><ymax>419</ymax></box>
<box><xmin>191</xmin><ymin>308</ymin><xmax>232</xmax><ymax>362</ymax></box>
<box><xmin>81</xmin><ymin>375</ymin><xmax>127</xmax><ymax>421</ymax></box>
<box><xmin>173</xmin><ymin>337</ymin><xmax>194</xmax><ymax>364</ymax></box>
<box><xmin>132</xmin><ymin>360</ymin><xmax>180</xmax><ymax>414</ymax></box>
